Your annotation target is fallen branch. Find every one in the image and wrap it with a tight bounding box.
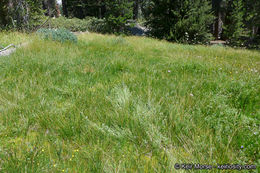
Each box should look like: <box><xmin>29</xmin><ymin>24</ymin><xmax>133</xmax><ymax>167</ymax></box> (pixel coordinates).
<box><xmin>32</xmin><ymin>16</ymin><xmax>51</xmax><ymax>32</ymax></box>
<box><xmin>0</xmin><ymin>44</ymin><xmax>16</xmax><ymax>53</ymax></box>
<box><xmin>32</xmin><ymin>10</ymin><xmax>55</xmax><ymax>32</ymax></box>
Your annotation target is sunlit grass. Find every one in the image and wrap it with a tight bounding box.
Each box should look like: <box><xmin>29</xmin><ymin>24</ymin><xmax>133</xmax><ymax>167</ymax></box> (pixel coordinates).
<box><xmin>0</xmin><ymin>32</ymin><xmax>259</xmax><ymax>172</ymax></box>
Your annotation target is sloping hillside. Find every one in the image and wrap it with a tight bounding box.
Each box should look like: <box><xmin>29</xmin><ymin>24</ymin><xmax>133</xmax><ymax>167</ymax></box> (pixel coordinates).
<box><xmin>0</xmin><ymin>32</ymin><xmax>259</xmax><ymax>172</ymax></box>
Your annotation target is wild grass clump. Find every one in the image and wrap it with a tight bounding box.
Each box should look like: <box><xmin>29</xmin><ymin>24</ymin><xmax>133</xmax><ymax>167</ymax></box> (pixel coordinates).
<box><xmin>37</xmin><ymin>28</ymin><xmax>77</xmax><ymax>43</ymax></box>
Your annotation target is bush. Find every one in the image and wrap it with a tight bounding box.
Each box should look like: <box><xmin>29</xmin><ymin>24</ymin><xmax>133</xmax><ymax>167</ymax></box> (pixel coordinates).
<box><xmin>46</xmin><ymin>16</ymin><xmax>134</xmax><ymax>35</ymax></box>
<box><xmin>47</xmin><ymin>17</ymin><xmax>90</xmax><ymax>32</ymax></box>
<box><xmin>46</xmin><ymin>17</ymin><xmax>107</xmax><ymax>33</ymax></box>
<box><xmin>87</xmin><ymin>18</ymin><xmax>107</xmax><ymax>33</ymax></box>
<box><xmin>37</xmin><ymin>28</ymin><xmax>77</xmax><ymax>43</ymax></box>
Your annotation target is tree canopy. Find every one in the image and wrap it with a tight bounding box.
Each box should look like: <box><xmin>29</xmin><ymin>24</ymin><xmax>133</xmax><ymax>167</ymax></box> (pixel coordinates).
<box><xmin>0</xmin><ymin>0</ymin><xmax>259</xmax><ymax>47</ymax></box>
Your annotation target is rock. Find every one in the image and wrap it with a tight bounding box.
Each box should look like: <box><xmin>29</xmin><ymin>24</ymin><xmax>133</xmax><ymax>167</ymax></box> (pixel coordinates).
<box><xmin>129</xmin><ymin>23</ymin><xmax>149</xmax><ymax>36</ymax></box>
<box><xmin>0</xmin><ymin>42</ymin><xmax>29</xmax><ymax>57</ymax></box>
<box><xmin>210</xmin><ymin>40</ymin><xmax>226</xmax><ymax>45</ymax></box>
<box><xmin>0</xmin><ymin>47</ymin><xmax>16</xmax><ymax>57</ymax></box>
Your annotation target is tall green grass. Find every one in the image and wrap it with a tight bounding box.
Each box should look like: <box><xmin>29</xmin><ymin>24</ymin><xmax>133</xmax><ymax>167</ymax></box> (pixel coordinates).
<box><xmin>0</xmin><ymin>32</ymin><xmax>259</xmax><ymax>172</ymax></box>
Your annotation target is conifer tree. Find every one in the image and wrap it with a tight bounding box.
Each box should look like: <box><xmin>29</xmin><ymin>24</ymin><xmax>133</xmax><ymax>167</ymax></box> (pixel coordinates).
<box><xmin>0</xmin><ymin>0</ymin><xmax>9</xmax><ymax>26</ymax></box>
<box><xmin>105</xmin><ymin>0</ymin><xmax>133</xmax><ymax>33</ymax></box>
<box><xmin>244</xmin><ymin>0</ymin><xmax>260</xmax><ymax>41</ymax></box>
<box><xmin>0</xmin><ymin>0</ymin><xmax>43</xmax><ymax>30</ymax></box>
<box><xmin>223</xmin><ymin>0</ymin><xmax>245</xmax><ymax>45</ymax></box>
<box><xmin>145</xmin><ymin>0</ymin><xmax>214</xmax><ymax>43</ymax></box>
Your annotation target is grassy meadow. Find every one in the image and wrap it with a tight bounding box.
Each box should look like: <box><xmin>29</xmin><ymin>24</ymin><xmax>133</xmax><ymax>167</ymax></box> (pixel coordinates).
<box><xmin>0</xmin><ymin>32</ymin><xmax>259</xmax><ymax>172</ymax></box>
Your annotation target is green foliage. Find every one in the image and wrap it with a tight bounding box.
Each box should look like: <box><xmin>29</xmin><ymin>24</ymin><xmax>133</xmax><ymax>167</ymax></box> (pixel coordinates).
<box><xmin>87</xmin><ymin>17</ymin><xmax>107</xmax><ymax>33</ymax></box>
<box><xmin>0</xmin><ymin>0</ymin><xmax>8</xmax><ymax>26</ymax></box>
<box><xmin>26</xmin><ymin>0</ymin><xmax>47</xmax><ymax>30</ymax></box>
<box><xmin>244</xmin><ymin>0</ymin><xmax>260</xmax><ymax>36</ymax></box>
<box><xmin>104</xmin><ymin>0</ymin><xmax>133</xmax><ymax>34</ymax></box>
<box><xmin>244</xmin><ymin>0</ymin><xmax>260</xmax><ymax>48</ymax></box>
<box><xmin>61</xmin><ymin>0</ymin><xmax>133</xmax><ymax>34</ymax></box>
<box><xmin>64</xmin><ymin>0</ymin><xmax>106</xmax><ymax>19</ymax></box>
<box><xmin>0</xmin><ymin>0</ymin><xmax>45</xmax><ymax>30</ymax></box>
<box><xmin>37</xmin><ymin>28</ymin><xmax>77</xmax><ymax>43</ymax></box>
<box><xmin>46</xmin><ymin>17</ymin><xmax>107</xmax><ymax>33</ymax></box>
<box><xmin>223</xmin><ymin>0</ymin><xmax>246</xmax><ymax>46</ymax></box>
<box><xmin>145</xmin><ymin>0</ymin><xmax>214</xmax><ymax>44</ymax></box>
<box><xmin>48</xmin><ymin>17</ymin><xmax>91</xmax><ymax>32</ymax></box>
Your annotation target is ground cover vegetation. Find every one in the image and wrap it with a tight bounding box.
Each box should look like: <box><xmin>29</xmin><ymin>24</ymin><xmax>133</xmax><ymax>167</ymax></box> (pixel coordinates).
<box><xmin>37</xmin><ymin>28</ymin><xmax>78</xmax><ymax>43</ymax></box>
<box><xmin>0</xmin><ymin>32</ymin><xmax>259</xmax><ymax>172</ymax></box>
<box><xmin>0</xmin><ymin>0</ymin><xmax>259</xmax><ymax>172</ymax></box>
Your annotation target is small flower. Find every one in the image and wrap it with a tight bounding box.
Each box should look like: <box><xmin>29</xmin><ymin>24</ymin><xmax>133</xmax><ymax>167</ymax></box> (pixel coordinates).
<box><xmin>241</xmin><ymin>145</ymin><xmax>244</xmax><ymax>149</ymax></box>
<box><xmin>190</xmin><ymin>93</ymin><xmax>194</xmax><ymax>97</ymax></box>
<box><xmin>42</xmin><ymin>149</ymin><xmax>44</xmax><ymax>152</ymax></box>
<box><xmin>253</xmin><ymin>132</ymin><xmax>257</xmax><ymax>135</ymax></box>
<box><xmin>168</xmin><ymin>70</ymin><xmax>171</xmax><ymax>73</ymax></box>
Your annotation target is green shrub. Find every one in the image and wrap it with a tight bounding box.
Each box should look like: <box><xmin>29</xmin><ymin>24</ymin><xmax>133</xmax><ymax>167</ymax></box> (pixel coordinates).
<box><xmin>37</xmin><ymin>28</ymin><xmax>77</xmax><ymax>43</ymax></box>
<box><xmin>46</xmin><ymin>17</ymin><xmax>107</xmax><ymax>33</ymax></box>
<box><xmin>87</xmin><ymin>18</ymin><xmax>107</xmax><ymax>33</ymax></box>
<box><xmin>48</xmin><ymin>17</ymin><xmax>90</xmax><ymax>32</ymax></box>
<box><xmin>104</xmin><ymin>0</ymin><xmax>133</xmax><ymax>34</ymax></box>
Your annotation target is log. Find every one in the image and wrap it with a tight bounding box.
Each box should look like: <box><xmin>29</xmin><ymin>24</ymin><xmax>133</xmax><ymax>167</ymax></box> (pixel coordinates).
<box><xmin>0</xmin><ymin>44</ymin><xmax>16</xmax><ymax>53</ymax></box>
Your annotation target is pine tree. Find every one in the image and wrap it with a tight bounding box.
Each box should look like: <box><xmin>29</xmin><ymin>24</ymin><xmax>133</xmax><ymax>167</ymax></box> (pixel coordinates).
<box><xmin>0</xmin><ymin>0</ymin><xmax>9</xmax><ymax>27</ymax></box>
<box><xmin>223</xmin><ymin>0</ymin><xmax>245</xmax><ymax>45</ymax></box>
<box><xmin>0</xmin><ymin>0</ymin><xmax>44</xmax><ymax>30</ymax></box>
<box><xmin>42</xmin><ymin>0</ymin><xmax>56</xmax><ymax>17</ymax></box>
<box><xmin>105</xmin><ymin>0</ymin><xmax>133</xmax><ymax>33</ymax></box>
<box><xmin>212</xmin><ymin>0</ymin><xmax>229</xmax><ymax>40</ymax></box>
<box><xmin>244</xmin><ymin>0</ymin><xmax>260</xmax><ymax>41</ymax></box>
<box><xmin>145</xmin><ymin>0</ymin><xmax>214</xmax><ymax>43</ymax></box>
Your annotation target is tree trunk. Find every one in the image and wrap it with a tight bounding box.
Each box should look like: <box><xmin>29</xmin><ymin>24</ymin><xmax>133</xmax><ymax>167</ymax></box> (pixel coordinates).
<box><xmin>212</xmin><ymin>0</ymin><xmax>224</xmax><ymax>40</ymax></box>
<box><xmin>62</xmin><ymin>0</ymin><xmax>68</xmax><ymax>17</ymax></box>
<box><xmin>98</xmin><ymin>7</ymin><xmax>102</xmax><ymax>19</ymax></box>
<box><xmin>214</xmin><ymin>11</ymin><xmax>223</xmax><ymax>39</ymax></box>
<box><xmin>252</xmin><ymin>26</ymin><xmax>258</xmax><ymax>37</ymax></box>
<box><xmin>133</xmin><ymin>0</ymin><xmax>140</xmax><ymax>20</ymax></box>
